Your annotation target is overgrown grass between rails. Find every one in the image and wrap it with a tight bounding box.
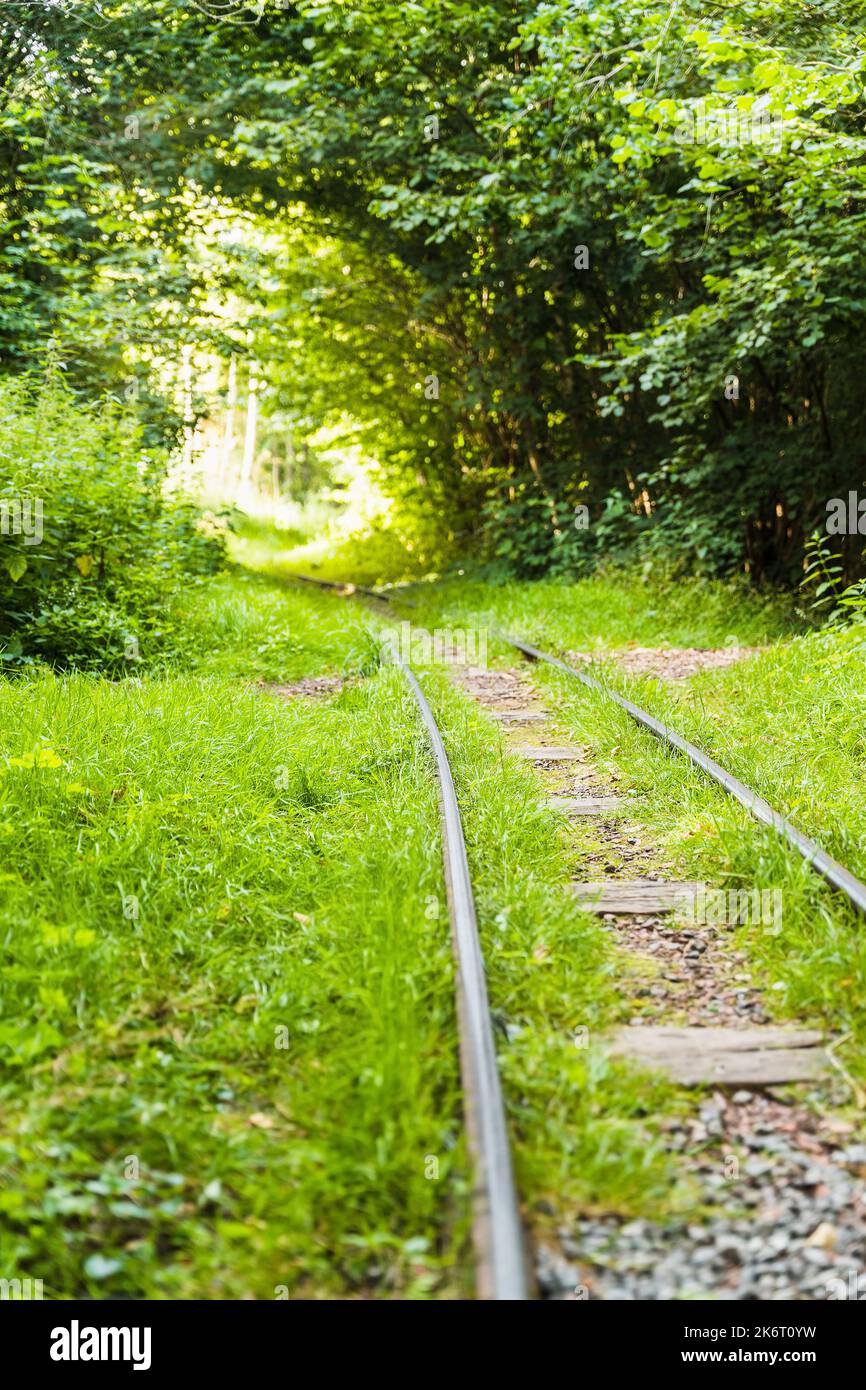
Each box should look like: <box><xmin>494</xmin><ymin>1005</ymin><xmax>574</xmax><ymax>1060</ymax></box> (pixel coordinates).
<box><xmin>233</xmin><ymin>572</ymin><xmax>866</xmax><ymax>1095</ymax></box>
<box><xmin>0</xmin><ymin>588</ymin><xmax>471</xmax><ymax>1298</ymax></box>
<box><xmin>528</xmin><ymin>667</ymin><xmax>866</xmax><ymax>1089</ymax></box>
<box><xmin>406</xmin><ymin>666</ymin><xmax>691</xmax><ymax>1228</ymax></box>
<box><xmin>392</xmin><ymin>577</ymin><xmax>866</xmax><ymax>1090</ymax></box>
<box><xmin>512</xmin><ymin>662</ymin><xmax>866</xmax><ymax>1090</ymax></box>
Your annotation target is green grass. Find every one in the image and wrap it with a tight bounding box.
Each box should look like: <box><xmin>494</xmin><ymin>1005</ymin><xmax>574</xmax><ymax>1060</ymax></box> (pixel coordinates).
<box><xmin>231</xmin><ymin>508</ymin><xmax>445</xmax><ymax>591</ymax></box>
<box><xmin>404</xmin><ymin>568</ymin><xmax>802</xmax><ymax>650</ymax></box>
<box><xmin>10</xmin><ymin>552</ymin><xmax>853</xmax><ymax>1300</ymax></box>
<box><xmin>178</xmin><ymin>566</ymin><xmax>380</xmax><ymax>683</ymax></box>
<box><xmin>0</xmin><ymin>667</ymin><xmax>467</xmax><ymax>1297</ymax></box>
<box><xmin>0</xmin><ymin>575</ymin><xmax>470</xmax><ymax>1298</ymax></box>
<box><xmin>0</xmin><ymin>567</ymin><xmax>691</xmax><ymax>1301</ymax></box>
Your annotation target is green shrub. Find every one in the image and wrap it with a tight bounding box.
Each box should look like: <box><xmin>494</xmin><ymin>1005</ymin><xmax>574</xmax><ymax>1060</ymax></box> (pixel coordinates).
<box><xmin>801</xmin><ymin>531</ymin><xmax>866</xmax><ymax>626</ymax></box>
<box><xmin>0</xmin><ymin>373</ymin><xmax>227</xmax><ymax>672</ymax></box>
<box><xmin>479</xmin><ymin>487</ymin><xmax>651</xmax><ymax>580</ymax></box>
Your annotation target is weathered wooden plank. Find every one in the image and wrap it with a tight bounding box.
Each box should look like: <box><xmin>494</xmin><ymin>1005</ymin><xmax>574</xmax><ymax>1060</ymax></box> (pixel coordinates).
<box><xmin>570</xmin><ymin>879</ymin><xmax>701</xmax><ymax>913</ymax></box>
<box><xmin>547</xmin><ymin>795</ymin><xmax>626</xmax><ymax>816</ymax></box>
<box><xmin>608</xmin><ymin>1025</ymin><xmax>829</xmax><ymax>1086</ymax></box>
<box><xmin>490</xmin><ymin>709</ymin><xmax>547</xmax><ymax>723</ymax></box>
<box><xmin>613</xmin><ymin>1025</ymin><xmax>824</xmax><ymax>1054</ymax></box>
<box><xmin>515</xmin><ymin>745</ymin><xmax>582</xmax><ymax>762</ymax></box>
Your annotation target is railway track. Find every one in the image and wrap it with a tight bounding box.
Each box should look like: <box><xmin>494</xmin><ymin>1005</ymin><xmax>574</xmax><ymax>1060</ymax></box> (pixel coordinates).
<box><xmin>396</xmin><ymin>660</ymin><xmax>529</xmax><ymax>1300</ymax></box>
<box><xmin>499</xmin><ymin>634</ymin><xmax>866</xmax><ymax>920</ymax></box>
<box><xmin>291</xmin><ymin>574</ymin><xmax>529</xmax><ymax>1297</ymax></box>
<box><xmin>285</xmin><ymin>570</ymin><xmax>866</xmax><ymax>1300</ymax></box>
<box><xmin>292</xmin><ymin>570</ymin><xmax>866</xmax><ymax>921</ymax></box>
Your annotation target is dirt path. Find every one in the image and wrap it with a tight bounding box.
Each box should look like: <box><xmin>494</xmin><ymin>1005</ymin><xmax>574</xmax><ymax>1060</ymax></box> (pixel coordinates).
<box><xmin>565</xmin><ymin>646</ymin><xmax>764</xmax><ymax>682</ymax></box>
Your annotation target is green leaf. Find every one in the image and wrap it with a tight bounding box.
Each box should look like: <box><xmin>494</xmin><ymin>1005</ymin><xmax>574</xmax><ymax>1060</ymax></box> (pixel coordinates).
<box><xmin>4</xmin><ymin>554</ymin><xmax>27</xmax><ymax>583</ymax></box>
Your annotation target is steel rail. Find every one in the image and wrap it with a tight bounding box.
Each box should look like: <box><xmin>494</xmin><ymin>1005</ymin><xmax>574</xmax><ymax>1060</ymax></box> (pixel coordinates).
<box><xmin>289</xmin><ymin>571</ymin><xmax>392</xmax><ymax>603</ymax></box>
<box><xmin>396</xmin><ymin>659</ymin><xmax>529</xmax><ymax>1300</ymax></box>
<box><xmin>500</xmin><ymin>632</ymin><xmax>866</xmax><ymax>920</ymax></box>
<box><xmin>284</xmin><ymin>575</ymin><xmax>527</xmax><ymax>1296</ymax></box>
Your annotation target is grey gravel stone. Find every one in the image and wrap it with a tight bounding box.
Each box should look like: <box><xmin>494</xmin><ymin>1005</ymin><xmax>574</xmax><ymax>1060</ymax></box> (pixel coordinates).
<box><xmin>802</xmin><ymin>1247</ymin><xmax>833</xmax><ymax>1267</ymax></box>
<box><xmin>544</xmin><ymin>1129</ymin><xmax>866</xmax><ymax>1301</ymax></box>
<box><xmin>536</xmin><ymin>1246</ymin><xmax>579</xmax><ymax>1294</ymax></box>
<box><xmin>744</xmin><ymin>1157</ymin><xmax>774</xmax><ymax>1178</ymax></box>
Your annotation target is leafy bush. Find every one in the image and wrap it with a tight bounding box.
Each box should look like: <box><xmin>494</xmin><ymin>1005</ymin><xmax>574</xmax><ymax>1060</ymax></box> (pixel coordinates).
<box><xmin>0</xmin><ymin>374</ymin><xmax>228</xmax><ymax>672</ymax></box>
<box><xmin>802</xmin><ymin>532</ymin><xmax>866</xmax><ymax>626</ymax></box>
<box><xmin>479</xmin><ymin>487</ymin><xmax>654</xmax><ymax>580</ymax></box>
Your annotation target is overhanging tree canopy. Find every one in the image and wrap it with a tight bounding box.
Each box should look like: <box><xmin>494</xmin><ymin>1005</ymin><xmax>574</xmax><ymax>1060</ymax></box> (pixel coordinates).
<box><xmin>2</xmin><ymin>0</ymin><xmax>865</xmax><ymax>581</ymax></box>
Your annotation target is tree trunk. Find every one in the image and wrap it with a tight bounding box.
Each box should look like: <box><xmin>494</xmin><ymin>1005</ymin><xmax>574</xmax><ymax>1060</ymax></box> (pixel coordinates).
<box><xmin>181</xmin><ymin>344</ymin><xmax>194</xmax><ymax>471</ymax></box>
<box><xmin>220</xmin><ymin>354</ymin><xmax>237</xmax><ymax>488</ymax></box>
<box><xmin>285</xmin><ymin>427</ymin><xmax>295</xmax><ymax>497</ymax></box>
<box><xmin>237</xmin><ymin>362</ymin><xmax>259</xmax><ymax>508</ymax></box>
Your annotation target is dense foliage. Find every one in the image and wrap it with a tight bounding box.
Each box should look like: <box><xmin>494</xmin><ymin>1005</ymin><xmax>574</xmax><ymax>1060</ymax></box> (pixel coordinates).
<box><xmin>0</xmin><ymin>376</ymin><xmax>226</xmax><ymax>671</ymax></box>
<box><xmin>1</xmin><ymin>0</ymin><xmax>865</xmax><ymax>582</ymax></box>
